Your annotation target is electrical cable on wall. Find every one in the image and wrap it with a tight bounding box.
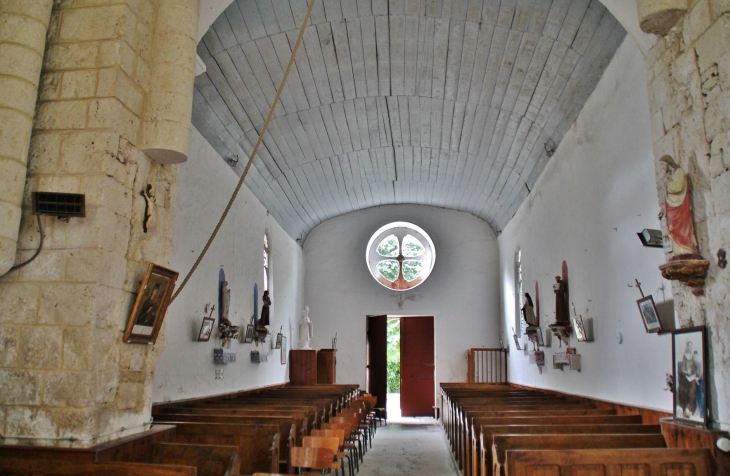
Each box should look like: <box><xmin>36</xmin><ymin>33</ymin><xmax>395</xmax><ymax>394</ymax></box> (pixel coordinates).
<box><xmin>170</xmin><ymin>0</ymin><xmax>318</xmax><ymax>303</ymax></box>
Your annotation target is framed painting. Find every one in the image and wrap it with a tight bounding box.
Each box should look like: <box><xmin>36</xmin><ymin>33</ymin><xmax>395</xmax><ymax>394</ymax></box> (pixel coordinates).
<box><xmin>637</xmin><ymin>295</ymin><xmax>663</xmax><ymax>333</ymax></box>
<box><xmin>243</xmin><ymin>324</ymin><xmax>255</xmax><ymax>343</ymax></box>
<box><xmin>672</xmin><ymin>326</ymin><xmax>707</xmax><ymax>426</ymax></box>
<box><xmin>197</xmin><ymin>317</ymin><xmax>215</xmax><ymax>342</ymax></box>
<box><xmin>275</xmin><ymin>332</ymin><xmax>283</xmax><ymax>349</ymax></box>
<box><xmin>281</xmin><ymin>336</ymin><xmax>287</xmax><ymax>364</ymax></box>
<box><xmin>123</xmin><ymin>263</ymin><xmax>178</xmax><ymax>345</ymax></box>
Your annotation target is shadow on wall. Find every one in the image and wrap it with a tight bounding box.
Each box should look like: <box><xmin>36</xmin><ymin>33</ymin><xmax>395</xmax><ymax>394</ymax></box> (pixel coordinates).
<box><xmin>656</xmin><ymin>300</ymin><xmax>675</xmax><ymax>332</ymax></box>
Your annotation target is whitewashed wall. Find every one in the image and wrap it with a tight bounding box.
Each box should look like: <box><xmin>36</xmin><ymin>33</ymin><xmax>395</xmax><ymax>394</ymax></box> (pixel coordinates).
<box><xmin>303</xmin><ymin>205</ymin><xmax>500</xmax><ymax>391</ymax></box>
<box><xmin>153</xmin><ymin>127</ymin><xmax>304</xmax><ymax>403</ymax></box>
<box><xmin>498</xmin><ymin>39</ymin><xmax>673</xmax><ymax>412</ymax></box>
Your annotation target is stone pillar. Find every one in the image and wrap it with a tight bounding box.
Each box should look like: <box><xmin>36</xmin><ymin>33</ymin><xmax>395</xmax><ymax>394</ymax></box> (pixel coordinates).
<box><xmin>0</xmin><ymin>0</ymin><xmax>54</xmax><ymax>276</ymax></box>
<box><xmin>637</xmin><ymin>0</ymin><xmax>689</xmax><ymax>35</ymax></box>
<box><xmin>141</xmin><ymin>0</ymin><xmax>200</xmax><ymax>164</ymax></box>
<box><xmin>644</xmin><ymin>1</ymin><xmax>730</xmax><ymax>428</ymax></box>
<box><xmin>0</xmin><ymin>0</ymin><xmax>196</xmax><ymax>444</ymax></box>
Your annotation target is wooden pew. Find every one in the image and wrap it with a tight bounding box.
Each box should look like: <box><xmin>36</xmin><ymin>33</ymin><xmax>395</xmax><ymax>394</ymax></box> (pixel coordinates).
<box><xmin>505</xmin><ymin>448</ymin><xmax>713</xmax><ymax>476</ymax></box>
<box><xmin>463</xmin><ymin>408</ymin><xmax>615</xmax><ymax>476</ymax></box>
<box><xmin>471</xmin><ymin>415</ymin><xmax>642</xmax><ymax>476</ymax></box>
<box><xmin>154</xmin><ymin>413</ymin><xmax>295</xmax><ymax>473</ymax></box>
<box><xmin>0</xmin><ymin>458</ymin><xmax>197</xmax><ymax>475</ymax></box>
<box><xmin>455</xmin><ymin>402</ymin><xmax>602</xmax><ymax>473</ymax></box>
<box><xmin>492</xmin><ymin>434</ymin><xmax>667</xmax><ymax>476</ymax></box>
<box><xmin>476</xmin><ymin>424</ymin><xmax>663</xmax><ymax>476</ymax></box>
<box><xmin>153</xmin><ymin>443</ymin><xmax>240</xmax><ymax>476</ymax></box>
<box><xmin>164</xmin><ymin>422</ymin><xmax>280</xmax><ymax>475</ymax></box>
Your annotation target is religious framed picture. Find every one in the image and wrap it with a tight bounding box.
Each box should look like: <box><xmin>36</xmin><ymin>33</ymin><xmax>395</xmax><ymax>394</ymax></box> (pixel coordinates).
<box><xmin>512</xmin><ymin>333</ymin><xmax>522</xmax><ymax>351</ymax></box>
<box><xmin>275</xmin><ymin>332</ymin><xmax>283</xmax><ymax>349</ymax></box>
<box><xmin>672</xmin><ymin>326</ymin><xmax>707</xmax><ymax>426</ymax></box>
<box><xmin>243</xmin><ymin>324</ymin><xmax>255</xmax><ymax>343</ymax></box>
<box><xmin>636</xmin><ymin>295</ymin><xmax>663</xmax><ymax>333</ymax></box>
<box><xmin>281</xmin><ymin>336</ymin><xmax>287</xmax><ymax>364</ymax></box>
<box><xmin>573</xmin><ymin>316</ymin><xmax>587</xmax><ymax>342</ymax></box>
<box><xmin>197</xmin><ymin>317</ymin><xmax>215</xmax><ymax>342</ymax></box>
<box><xmin>123</xmin><ymin>263</ymin><xmax>178</xmax><ymax>345</ymax></box>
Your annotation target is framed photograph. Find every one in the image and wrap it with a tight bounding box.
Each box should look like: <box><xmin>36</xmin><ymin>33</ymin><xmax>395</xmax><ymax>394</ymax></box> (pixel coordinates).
<box><xmin>672</xmin><ymin>326</ymin><xmax>707</xmax><ymax>426</ymax></box>
<box><xmin>281</xmin><ymin>336</ymin><xmax>287</xmax><ymax>364</ymax></box>
<box><xmin>275</xmin><ymin>332</ymin><xmax>283</xmax><ymax>349</ymax></box>
<box><xmin>512</xmin><ymin>333</ymin><xmax>522</xmax><ymax>351</ymax></box>
<box><xmin>243</xmin><ymin>324</ymin><xmax>255</xmax><ymax>344</ymax></box>
<box><xmin>573</xmin><ymin>316</ymin><xmax>587</xmax><ymax>342</ymax></box>
<box><xmin>123</xmin><ymin>263</ymin><xmax>178</xmax><ymax>345</ymax></box>
<box><xmin>198</xmin><ymin>317</ymin><xmax>215</xmax><ymax>342</ymax></box>
<box><xmin>535</xmin><ymin>351</ymin><xmax>545</xmax><ymax>366</ymax></box>
<box><xmin>637</xmin><ymin>295</ymin><xmax>663</xmax><ymax>333</ymax></box>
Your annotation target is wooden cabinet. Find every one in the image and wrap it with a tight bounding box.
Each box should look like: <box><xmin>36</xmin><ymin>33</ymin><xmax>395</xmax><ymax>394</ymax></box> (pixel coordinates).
<box><xmin>289</xmin><ymin>349</ymin><xmax>317</xmax><ymax>385</ymax></box>
<box><xmin>317</xmin><ymin>349</ymin><xmax>337</xmax><ymax>384</ymax></box>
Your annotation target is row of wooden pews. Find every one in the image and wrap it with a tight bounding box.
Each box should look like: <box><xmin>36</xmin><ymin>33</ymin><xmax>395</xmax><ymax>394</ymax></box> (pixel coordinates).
<box><xmin>0</xmin><ymin>383</ymin><xmax>359</xmax><ymax>475</ymax></box>
<box><xmin>440</xmin><ymin>382</ymin><xmax>714</xmax><ymax>476</ymax></box>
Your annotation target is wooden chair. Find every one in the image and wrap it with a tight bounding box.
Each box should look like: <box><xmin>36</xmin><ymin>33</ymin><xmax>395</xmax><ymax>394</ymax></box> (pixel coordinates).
<box><xmin>330</xmin><ymin>416</ymin><xmax>367</xmax><ymax>456</ymax></box>
<box><xmin>290</xmin><ymin>446</ymin><xmax>340</xmax><ymax>476</ymax></box>
<box><xmin>320</xmin><ymin>422</ymin><xmax>361</xmax><ymax>469</ymax></box>
<box><xmin>310</xmin><ymin>429</ymin><xmax>353</xmax><ymax>476</ymax></box>
<box><xmin>303</xmin><ymin>436</ymin><xmax>346</xmax><ymax>476</ymax></box>
<box><xmin>360</xmin><ymin>394</ymin><xmax>385</xmax><ymax>427</ymax></box>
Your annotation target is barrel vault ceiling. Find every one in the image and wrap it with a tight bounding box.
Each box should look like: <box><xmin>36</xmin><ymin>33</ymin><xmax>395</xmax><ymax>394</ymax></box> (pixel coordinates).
<box><xmin>192</xmin><ymin>0</ymin><xmax>626</xmax><ymax>240</ymax></box>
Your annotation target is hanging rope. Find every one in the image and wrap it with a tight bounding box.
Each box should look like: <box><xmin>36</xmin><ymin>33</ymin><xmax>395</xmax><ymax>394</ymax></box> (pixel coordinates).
<box><xmin>171</xmin><ymin>0</ymin><xmax>317</xmax><ymax>303</ymax></box>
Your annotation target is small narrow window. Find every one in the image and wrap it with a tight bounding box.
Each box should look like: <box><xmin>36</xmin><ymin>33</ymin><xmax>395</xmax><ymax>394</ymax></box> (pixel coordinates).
<box><xmin>263</xmin><ymin>232</ymin><xmax>270</xmax><ymax>292</ymax></box>
<box><xmin>515</xmin><ymin>249</ymin><xmax>524</xmax><ymax>336</ymax></box>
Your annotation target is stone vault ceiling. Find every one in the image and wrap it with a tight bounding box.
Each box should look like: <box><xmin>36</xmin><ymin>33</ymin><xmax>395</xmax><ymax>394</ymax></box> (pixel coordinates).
<box><xmin>193</xmin><ymin>0</ymin><xmax>626</xmax><ymax>240</ymax></box>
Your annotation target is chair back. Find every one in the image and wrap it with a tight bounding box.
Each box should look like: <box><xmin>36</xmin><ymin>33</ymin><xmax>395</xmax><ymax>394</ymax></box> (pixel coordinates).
<box><xmin>303</xmin><ymin>436</ymin><xmax>340</xmax><ymax>454</ymax></box>
<box><xmin>290</xmin><ymin>447</ymin><xmax>337</xmax><ymax>471</ymax></box>
<box><xmin>321</xmin><ymin>422</ymin><xmax>354</xmax><ymax>435</ymax></box>
<box><xmin>311</xmin><ymin>429</ymin><xmax>346</xmax><ymax>446</ymax></box>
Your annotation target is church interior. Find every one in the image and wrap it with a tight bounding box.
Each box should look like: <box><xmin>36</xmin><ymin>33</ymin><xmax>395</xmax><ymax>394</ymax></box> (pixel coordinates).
<box><xmin>0</xmin><ymin>0</ymin><xmax>729</xmax><ymax>473</ymax></box>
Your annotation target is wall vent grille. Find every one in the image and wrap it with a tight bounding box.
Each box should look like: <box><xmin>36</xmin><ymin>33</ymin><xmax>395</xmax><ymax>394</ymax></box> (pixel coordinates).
<box><xmin>32</xmin><ymin>192</ymin><xmax>85</xmax><ymax>218</ymax></box>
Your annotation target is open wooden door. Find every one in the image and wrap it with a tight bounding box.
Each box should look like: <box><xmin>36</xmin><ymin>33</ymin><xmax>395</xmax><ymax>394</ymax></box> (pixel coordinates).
<box><xmin>366</xmin><ymin>315</ymin><xmax>387</xmax><ymax>410</ymax></box>
<box><xmin>400</xmin><ymin>316</ymin><xmax>435</xmax><ymax>417</ymax></box>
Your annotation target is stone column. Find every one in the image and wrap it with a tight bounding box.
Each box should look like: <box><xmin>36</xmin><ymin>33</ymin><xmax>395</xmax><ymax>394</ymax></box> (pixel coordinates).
<box><xmin>141</xmin><ymin>0</ymin><xmax>200</xmax><ymax>164</ymax></box>
<box><xmin>0</xmin><ymin>0</ymin><xmax>196</xmax><ymax>444</ymax></box>
<box><xmin>0</xmin><ymin>0</ymin><xmax>54</xmax><ymax>276</ymax></box>
<box><xmin>644</xmin><ymin>1</ymin><xmax>730</xmax><ymax>427</ymax></box>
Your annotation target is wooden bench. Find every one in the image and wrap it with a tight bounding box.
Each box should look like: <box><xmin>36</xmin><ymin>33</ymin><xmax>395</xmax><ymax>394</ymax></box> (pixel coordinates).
<box><xmin>455</xmin><ymin>403</ymin><xmax>603</xmax><ymax>473</ymax></box>
<box><xmin>505</xmin><ymin>448</ymin><xmax>713</xmax><ymax>476</ymax></box>
<box><xmin>0</xmin><ymin>458</ymin><xmax>197</xmax><ymax>475</ymax></box>
<box><xmin>164</xmin><ymin>422</ymin><xmax>280</xmax><ymax>475</ymax></box>
<box><xmin>492</xmin><ymin>433</ymin><xmax>667</xmax><ymax>476</ymax></box>
<box><xmin>153</xmin><ymin>443</ymin><xmax>240</xmax><ymax>476</ymax></box>
<box><xmin>470</xmin><ymin>415</ymin><xmax>641</xmax><ymax>476</ymax></box>
<box><xmin>154</xmin><ymin>413</ymin><xmax>295</xmax><ymax>473</ymax></box>
<box><xmin>476</xmin><ymin>424</ymin><xmax>663</xmax><ymax>476</ymax></box>
<box><xmin>461</xmin><ymin>408</ymin><xmax>615</xmax><ymax>476</ymax></box>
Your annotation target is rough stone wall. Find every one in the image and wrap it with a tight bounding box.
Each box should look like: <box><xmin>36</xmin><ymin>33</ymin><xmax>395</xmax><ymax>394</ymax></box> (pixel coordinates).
<box><xmin>0</xmin><ymin>0</ymin><xmax>192</xmax><ymax>444</ymax></box>
<box><xmin>645</xmin><ymin>0</ymin><xmax>730</xmax><ymax>427</ymax></box>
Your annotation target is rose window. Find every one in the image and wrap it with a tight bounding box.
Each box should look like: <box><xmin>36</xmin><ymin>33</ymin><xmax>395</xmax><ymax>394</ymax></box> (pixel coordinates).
<box><xmin>366</xmin><ymin>222</ymin><xmax>435</xmax><ymax>291</ymax></box>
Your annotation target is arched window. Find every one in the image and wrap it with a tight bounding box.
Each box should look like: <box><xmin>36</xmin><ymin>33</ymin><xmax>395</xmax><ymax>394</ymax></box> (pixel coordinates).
<box><xmin>366</xmin><ymin>222</ymin><xmax>435</xmax><ymax>291</ymax></box>
<box><xmin>263</xmin><ymin>232</ymin><xmax>270</xmax><ymax>291</ymax></box>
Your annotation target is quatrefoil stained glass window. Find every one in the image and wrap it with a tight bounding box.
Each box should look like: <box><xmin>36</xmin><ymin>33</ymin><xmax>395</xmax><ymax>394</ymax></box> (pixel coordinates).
<box><xmin>366</xmin><ymin>222</ymin><xmax>435</xmax><ymax>291</ymax></box>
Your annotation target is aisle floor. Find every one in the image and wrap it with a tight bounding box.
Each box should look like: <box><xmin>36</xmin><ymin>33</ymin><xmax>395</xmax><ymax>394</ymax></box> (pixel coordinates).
<box><xmin>356</xmin><ymin>418</ymin><xmax>459</xmax><ymax>476</ymax></box>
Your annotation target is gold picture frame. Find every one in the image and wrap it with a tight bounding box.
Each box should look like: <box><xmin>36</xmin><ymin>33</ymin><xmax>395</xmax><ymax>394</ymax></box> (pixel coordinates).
<box><xmin>123</xmin><ymin>263</ymin><xmax>178</xmax><ymax>345</ymax></box>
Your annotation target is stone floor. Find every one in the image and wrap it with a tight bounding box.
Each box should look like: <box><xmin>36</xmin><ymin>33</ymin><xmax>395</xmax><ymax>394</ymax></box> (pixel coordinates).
<box><xmin>355</xmin><ymin>418</ymin><xmax>459</xmax><ymax>476</ymax></box>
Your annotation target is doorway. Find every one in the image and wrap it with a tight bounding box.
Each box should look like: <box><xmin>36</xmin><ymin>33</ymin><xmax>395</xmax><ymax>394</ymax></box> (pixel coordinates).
<box><xmin>367</xmin><ymin>315</ymin><xmax>435</xmax><ymax>419</ymax></box>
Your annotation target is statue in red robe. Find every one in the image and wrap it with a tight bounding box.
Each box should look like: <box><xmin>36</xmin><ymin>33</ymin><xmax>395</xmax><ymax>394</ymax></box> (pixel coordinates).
<box><xmin>660</xmin><ymin>156</ymin><xmax>701</xmax><ymax>261</ymax></box>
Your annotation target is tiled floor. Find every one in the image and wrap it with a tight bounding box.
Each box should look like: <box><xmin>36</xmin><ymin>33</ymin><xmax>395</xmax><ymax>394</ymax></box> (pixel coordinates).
<box><xmin>354</xmin><ymin>393</ymin><xmax>458</xmax><ymax>476</ymax></box>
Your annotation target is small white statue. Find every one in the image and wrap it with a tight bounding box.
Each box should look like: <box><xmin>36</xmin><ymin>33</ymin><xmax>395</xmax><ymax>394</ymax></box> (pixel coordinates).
<box><xmin>299</xmin><ymin>306</ymin><xmax>313</xmax><ymax>349</ymax></box>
